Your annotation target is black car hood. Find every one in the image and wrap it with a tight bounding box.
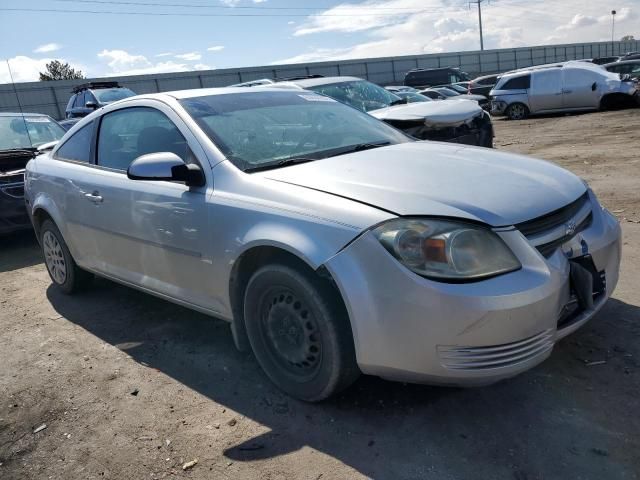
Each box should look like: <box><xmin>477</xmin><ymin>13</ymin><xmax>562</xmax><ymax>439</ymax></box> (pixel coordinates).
<box><xmin>0</xmin><ymin>149</ymin><xmax>35</xmax><ymax>173</ymax></box>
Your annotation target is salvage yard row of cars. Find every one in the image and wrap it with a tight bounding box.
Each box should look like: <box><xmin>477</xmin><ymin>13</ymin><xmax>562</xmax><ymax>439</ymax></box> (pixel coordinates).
<box><xmin>1</xmin><ymin>55</ymin><xmax>636</xmax><ymax>401</ymax></box>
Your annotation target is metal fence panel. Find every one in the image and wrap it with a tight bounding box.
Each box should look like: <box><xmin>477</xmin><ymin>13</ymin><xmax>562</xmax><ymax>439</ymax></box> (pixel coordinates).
<box><xmin>1</xmin><ymin>40</ymin><xmax>638</xmax><ymax>119</ymax></box>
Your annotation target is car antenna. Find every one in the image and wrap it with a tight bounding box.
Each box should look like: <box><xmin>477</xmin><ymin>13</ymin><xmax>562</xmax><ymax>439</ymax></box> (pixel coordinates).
<box><xmin>5</xmin><ymin>59</ymin><xmax>34</xmax><ymax>148</ymax></box>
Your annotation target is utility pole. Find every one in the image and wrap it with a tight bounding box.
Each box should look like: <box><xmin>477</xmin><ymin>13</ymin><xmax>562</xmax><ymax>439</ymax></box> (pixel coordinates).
<box><xmin>469</xmin><ymin>0</ymin><xmax>486</xmax><ymax>51</ymax></box>
<box><xmin>611</xmin><ymin>10</ymin><xmax>617</xmax><ymax>56</ymax></box>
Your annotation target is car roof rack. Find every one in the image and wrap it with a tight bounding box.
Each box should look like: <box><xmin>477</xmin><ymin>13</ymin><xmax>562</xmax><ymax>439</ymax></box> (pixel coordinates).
<box><xmin>72</xmin><ymin>81</ymin><xmax>121</xmax><ymax>93</ymax></box>
<box><xmin>275</xmin><ymin>74</ymin><xmax>325</xmax><ymax>82</ymax></box>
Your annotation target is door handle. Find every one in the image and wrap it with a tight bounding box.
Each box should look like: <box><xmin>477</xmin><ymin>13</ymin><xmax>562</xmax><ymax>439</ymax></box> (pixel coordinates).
<box><xmin>84</xmin><ymin>192</ymin><xmax>103</xmax><ymax>203</ymax></box>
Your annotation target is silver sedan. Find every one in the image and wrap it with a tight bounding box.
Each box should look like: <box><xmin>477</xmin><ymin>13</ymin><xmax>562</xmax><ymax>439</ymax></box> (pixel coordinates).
<box><xmin>24</xmin><ymin>88</ymin><xmax>621</xmax><ymax>401</ymax></box>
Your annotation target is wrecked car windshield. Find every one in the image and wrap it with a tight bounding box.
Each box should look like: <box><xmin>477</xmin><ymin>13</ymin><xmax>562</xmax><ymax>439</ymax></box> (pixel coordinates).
<box><xmin>180</xmin><ymin>91</ymin><xmax>410</xmax><ymax>171</ymax></box>
<box><xmin>0</xmin><ymin>115</ymin><xmax>66</xmax><ymax>150</ymax></box>
<box><xmin>306</xmin><ymin>80</ymin><xmax>403</xmax><ymax>112</ymax></box>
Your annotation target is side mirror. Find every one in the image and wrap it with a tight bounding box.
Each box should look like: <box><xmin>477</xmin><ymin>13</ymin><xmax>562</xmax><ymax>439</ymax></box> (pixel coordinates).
<box><xmin>127</xmin><ymin>152</ymin><xmax>205</xmax><ymax>187</ymax></box>
<box><xmin>591</xmin><ymin>82</ymin><xmax>597</xmax><ymax>91</ymax></box>
<box><xmin>85</xmin><ymin>101</ymin><xmax>98</xmax><ymax>110</ymax></box>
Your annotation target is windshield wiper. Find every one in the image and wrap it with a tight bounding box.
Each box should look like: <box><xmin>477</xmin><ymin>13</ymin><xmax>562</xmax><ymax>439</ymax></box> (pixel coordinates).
<box><xmin>0</xmin><ymin>148</ymin><xmax>37</xmax><ymax>158</ymax></box>
<box><xmin>328</xmin><ymin>141</ymin><xmax>392</xmax><ymax>158</ymax></box>
<box><xmin>389</xmin><ymin>97</ymin><xmax>409</xmax><ymax>106</ymax></box>
<box><xmin>244</xmin><ymin>157</ymin><xmax>316</xmax><ymax>173</ymax></box>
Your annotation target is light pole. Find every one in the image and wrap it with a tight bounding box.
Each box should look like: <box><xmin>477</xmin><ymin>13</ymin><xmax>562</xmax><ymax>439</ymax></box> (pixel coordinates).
<box><xmin>611</xmin><ymin>10</ymin><xmax>616</xmax><ymax>56</ymax></box>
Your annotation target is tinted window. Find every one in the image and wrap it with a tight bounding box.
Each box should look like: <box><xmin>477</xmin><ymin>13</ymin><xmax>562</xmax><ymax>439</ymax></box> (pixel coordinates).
<box><xmin>97</xmin><ymin>107</ymin><xmax>188</xmax><ymax>171</ymax></box>
<box><xmin>180</xmin><ymin>91</ymin><xmax>410</xmax><ymax>172</ymax></box>
<box><xmin>501</xmin><ymin>75</ymin><xmax>531</xmax><ymax>90</ymax></box>
<box><xmin>478</xmin><ymin>76</ymin><xmax>498</xmax><ymax>85</ymax></box>
<box><xmin>93</xmin><ymin>88</ymin><xmax>136</xmax><ymax>104</ymax></box>
<box><xmin>56</xmin><ymin>122</ymin><xmax>93</xmax><ymax>163</ymax></box>
<box><xmin>73</xmin><ymin>91</ymin><xmax>86</xmax><ymax>108</ymax></box>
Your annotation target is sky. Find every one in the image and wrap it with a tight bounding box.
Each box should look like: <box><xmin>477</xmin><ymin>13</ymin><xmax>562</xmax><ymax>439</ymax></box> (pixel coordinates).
<box><xmin>0</xmin><ymin>0</ymin><xmax>638</xmax><ymax>83</ymax></box>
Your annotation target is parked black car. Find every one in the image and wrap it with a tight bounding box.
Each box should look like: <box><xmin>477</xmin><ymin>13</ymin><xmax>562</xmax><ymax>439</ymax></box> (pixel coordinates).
<box><xmin>403</xmin><ymin>67</ymin><xmax>470</xmax><ymax>89</ymax></box>
<box><xmin>0</xmin><ymin>113</ymin><xmax>65</xmax><ymax>234</ymax></box>
<box><xmin>591</xmin><ymin>56</ymin><xmax>621</xmax><ymax>65</ymax></box>
<box><xmin>65</xmin><ymin>81</ymin><xmax>136</xmax><ymax>119</ymax></box>
<box><xmin>467</xmin><ymin>74</ymin><xmax>500</xmax><ymax>97</ymax></box>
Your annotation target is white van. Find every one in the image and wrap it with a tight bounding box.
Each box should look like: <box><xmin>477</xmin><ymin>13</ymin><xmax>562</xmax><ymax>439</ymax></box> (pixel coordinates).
<box><xmin>490</xmin><ymin>62</ymin><xmax>638</xmax><ymax>120</ymax></box>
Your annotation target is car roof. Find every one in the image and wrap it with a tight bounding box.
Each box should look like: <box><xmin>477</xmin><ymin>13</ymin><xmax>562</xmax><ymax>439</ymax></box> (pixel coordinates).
<box><xmin>150</xmin><ymin>86</ymin><xmax>320</xmax><ymax>100</ymax></box>
<box><xmin>607</xmin><ymin>59</ymin><xmax>640</xmax><ymax>66</ymax></box>
<box><xmin>0</xmin><ymin>112</ymin><xmax>50</xmax><ymax>118</ymax></box>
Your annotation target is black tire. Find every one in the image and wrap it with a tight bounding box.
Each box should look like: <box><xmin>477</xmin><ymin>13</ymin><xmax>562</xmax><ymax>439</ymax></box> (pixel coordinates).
<box><xmin>243</xmin><ymin>263</ymin><xmax>359</xmax><ymax>402</ymax></box>
<box><xmin>506</xmin><ymin>103</ymin><xmax>529</xmax><ymax>120</ymax></box>
<box><xmin>40</xmin><ymin>219</ymin><xmax>93</xmax><ymax>295</ymax></box>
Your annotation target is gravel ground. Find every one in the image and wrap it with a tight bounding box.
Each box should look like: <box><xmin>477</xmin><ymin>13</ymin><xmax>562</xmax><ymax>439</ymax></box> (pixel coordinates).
<box><xmin>1</xmin><ymin>109</ymin><xmax>639</xmax><ymax>480</ymax></box>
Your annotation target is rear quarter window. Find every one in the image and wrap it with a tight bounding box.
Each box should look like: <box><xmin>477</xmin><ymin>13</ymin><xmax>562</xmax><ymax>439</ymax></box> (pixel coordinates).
<box><xmin>500</xmin><ymin>75</ymin><xmax>531</xmax><ymax>90</ymax></box>
<box><xmin>55</xmin><ymin>122</ymin><xmax>94</xmax><ymax>163</ymax></box>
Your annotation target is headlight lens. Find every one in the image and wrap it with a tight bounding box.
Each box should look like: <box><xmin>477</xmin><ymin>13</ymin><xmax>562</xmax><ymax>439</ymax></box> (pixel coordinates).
<box><xmin>373</xmin><ymin>218</ymin><xmax>521</xmax><ymax>281</ymax></box>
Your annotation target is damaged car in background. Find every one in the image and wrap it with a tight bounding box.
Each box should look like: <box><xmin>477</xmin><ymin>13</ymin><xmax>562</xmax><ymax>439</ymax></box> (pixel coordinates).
<box><xmin>0</xmin><ymin>113</ymin><xmax>65</xmax><ymax>234</ymax></box>
<box><xmin>235</xmin><ymin>76</ymin><xmax>494</xmax><ymax>148</ymax></box>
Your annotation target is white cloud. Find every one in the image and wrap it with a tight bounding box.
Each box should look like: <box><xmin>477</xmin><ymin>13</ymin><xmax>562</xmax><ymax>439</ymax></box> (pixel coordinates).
<box><xmin>96</xmin><ymin>49</ymin><xmax>209</xmax><ymax>76</ymax></box>
<box><xmin>253</xmin><ymin>0</ymin><xmax>268</xmax><ymax>3</ymax></box>
<box><xmin>155</xmin><ymin>52</ymin><xmax>173</xmax><ymax>58</ymax></box>
<box><xmin>175</xmin><ymin>52</ymin><xmax>202</xmax><ymax>61</ymax></box>
<box><xmin>34</xmin><ymin>43</ymin><xmax>62</xmax><ymax>54</ymax></box>
<box><xmin>0</xmin><ymin>56</ymin><xmax>52</xmax><ymax>83</ymax></box>
<box><xmin>287</xmin><ymin>21</ymin><xmax>295</xmax><ymax>25</ymax></box>
<box><xmin>207</xmin><ymin>45</ymin><xmax>225</xmax><ymax>52</ymax></box>
<box><xmin>277</xmin><ymin>0</ymin><xmax>638</xmax><ymax>64</ymax></box>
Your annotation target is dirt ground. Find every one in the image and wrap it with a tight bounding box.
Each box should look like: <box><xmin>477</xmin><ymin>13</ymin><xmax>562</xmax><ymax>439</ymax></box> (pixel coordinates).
<box><xmin>1</xmin><ymin>109</ymin><xmax>639</xmax><ymax>480</ymax></box>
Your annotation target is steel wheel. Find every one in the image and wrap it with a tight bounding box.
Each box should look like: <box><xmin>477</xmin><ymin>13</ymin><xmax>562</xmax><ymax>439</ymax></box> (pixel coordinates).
<box><xmin>259</xmin><ymin>286</ymin><xmax>322</xmax><ymax>381</ymax></box>
<box><xmin>43</xmin><ymin>230</ymin><xmax>67</xmax><ymax>285</ymax></box>
<box><xmin>507</xmin><ymin>103</ymin><xmax>528</xmax><ymax>120</ymax></box>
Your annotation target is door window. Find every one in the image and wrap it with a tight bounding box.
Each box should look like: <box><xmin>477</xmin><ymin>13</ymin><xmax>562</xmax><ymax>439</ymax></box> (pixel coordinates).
<box><xmin>55</xmin><ymin>121</ymin><xmax>94</xmax><ymax>163</ymax></box>
<box><xmin>73</xmin><ymin>91</ymin><xmax>86</xmax><ymax>108</ymax></box>
<box><xmin>96</xmin><ymin>107</ymin><xmax>189</xmax><ymax>172</ymax></box>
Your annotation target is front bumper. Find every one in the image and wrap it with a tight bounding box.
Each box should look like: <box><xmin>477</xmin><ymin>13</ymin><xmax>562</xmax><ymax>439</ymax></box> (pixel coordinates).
<box><xmin>0</xmin><ymin>174</ymin><xmax>30</xmax><ymax>235</ymax></box>
<box><xmin>325</xmin><ymin>197</ymin><xmax>621</xmax><ymax>386</ymax></box>
<box><xmin>490</xmin><ymin>99</ymin><xmax>508</xmax><ymax>116</ymax></box>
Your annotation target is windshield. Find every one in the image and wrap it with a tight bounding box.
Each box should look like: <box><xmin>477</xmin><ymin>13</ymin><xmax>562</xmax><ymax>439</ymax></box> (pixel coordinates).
<box><xmin>180</xmin><ymin>91</ymin><xmax>411</xmax><ymax>171</ymax></box>
<box><xmin>93</xmin><ymin>88</ymin><xmax>136</xmax><ymax>104</ymax></box>
<box><xmin>398</xmin><ymin>92</ymin><xmax>432</xmax><ymax>103</ymax></box>
<box><xmin>0</xmin><ymin>115</ymin><xmax>66</xmax><ymax>150</ymax></box>
<box><xmin>305</xmin><ymin>80</ymin><xmax>403</xmax><ymax>112</ymax></box>
<box><xmin>436</xmin><ymin>88</ymin><xmax>459</xmax><ymax>97</ymax></box>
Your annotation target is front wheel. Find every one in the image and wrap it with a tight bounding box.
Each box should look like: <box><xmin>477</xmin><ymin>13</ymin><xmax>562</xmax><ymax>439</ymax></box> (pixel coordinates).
<box><xmin>40</xmin><ymin>219</ymin><xmax>93</xmax><ymax>294</ymax></box>
<box><xmin>506</xmin><ymin>103</ymin><xmax>529</xmax><ymax>120</ymax></box>
<box><xmin>243</xmin><ymin>263</ymin><xmax>359</xmax><ymax>402</ymax></box>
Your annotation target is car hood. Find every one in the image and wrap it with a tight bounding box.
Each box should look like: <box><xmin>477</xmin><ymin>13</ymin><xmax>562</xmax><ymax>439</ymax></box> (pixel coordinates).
<box><xmin>259</xmin><ymin>142</ymin><xmax>587</xmax><ymax>227</ymax></box>
<box><xmin>370</xmin><ymin>100</ymin><xmax>483</xmax><ymax>127</ymax></box>
<box><xmin>448</xmin><ymin>94</ymin><xmax>486</xmax><ymax>102</ymax></box>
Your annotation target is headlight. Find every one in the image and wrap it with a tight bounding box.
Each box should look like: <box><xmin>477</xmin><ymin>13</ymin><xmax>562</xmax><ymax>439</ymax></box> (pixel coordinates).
<box><xmin>373</xmin><ymin>218</ymin><xmax>521</xmax><ymax>281</ymax></box>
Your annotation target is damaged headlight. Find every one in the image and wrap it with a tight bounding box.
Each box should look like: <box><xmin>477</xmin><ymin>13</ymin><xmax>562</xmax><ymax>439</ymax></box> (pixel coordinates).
<box><xmin>373</xmin><ymin>218</ymin><xmax>521</xmax><ymax>282</ymax></box>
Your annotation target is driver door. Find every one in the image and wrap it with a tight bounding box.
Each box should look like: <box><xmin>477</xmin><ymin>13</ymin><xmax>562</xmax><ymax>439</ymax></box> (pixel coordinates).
<box><xmin>84</xmin><ymin>105</ymin><xmax>220</xmax><ymax>312</ymax></box>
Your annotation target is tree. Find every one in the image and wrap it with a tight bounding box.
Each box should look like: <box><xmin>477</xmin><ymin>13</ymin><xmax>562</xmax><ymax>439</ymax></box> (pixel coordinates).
<box><xmin>39</xmin><ymin>60</ymin><xmax>85</xmax><ymax>81</ymax></box>
<box><xmin>620</xmin><ymin>35</ymin><xmax>635</xmax><ymax>41</ymax></box>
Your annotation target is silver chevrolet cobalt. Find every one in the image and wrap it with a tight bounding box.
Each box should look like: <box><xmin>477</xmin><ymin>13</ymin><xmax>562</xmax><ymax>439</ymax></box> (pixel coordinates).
<box><xmin>24</xmin><ymin>88</ymin><xmax>621</xmax><ymax>401</ymax></box>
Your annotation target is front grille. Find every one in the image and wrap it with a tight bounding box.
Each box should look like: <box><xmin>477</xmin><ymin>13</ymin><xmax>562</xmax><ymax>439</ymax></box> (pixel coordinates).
<box><xmin>437</xmin><ymin>329</ymin><xmax>554</xmax><ymax>371</ymax></box>
<box><xmin>516</xmin><ymin>192</ymin><xmax>590</xmax><ymax>237</ymax></box>
<box><xmin>515</xmin><ymin>192</ymin><xmax>593</xmax><ymax>257</ymax></box>
<box><xmin>535</xmin><ymin>212</ymin><xmax>593</xmax><ymax>257</ymax></box>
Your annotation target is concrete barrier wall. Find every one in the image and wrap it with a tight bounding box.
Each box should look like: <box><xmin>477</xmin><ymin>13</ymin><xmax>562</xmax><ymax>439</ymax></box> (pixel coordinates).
<box><xmin>1</xmin><ymin>40</ymin><xmax>638</xmax><ymax>120</ymax></box>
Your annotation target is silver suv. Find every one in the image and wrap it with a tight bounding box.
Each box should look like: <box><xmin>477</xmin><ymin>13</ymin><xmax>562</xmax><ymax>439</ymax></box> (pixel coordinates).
<box><xmin>490</xmin><ymin>62</ymin><xmax>638</xmax><ymax>120</ymax></box>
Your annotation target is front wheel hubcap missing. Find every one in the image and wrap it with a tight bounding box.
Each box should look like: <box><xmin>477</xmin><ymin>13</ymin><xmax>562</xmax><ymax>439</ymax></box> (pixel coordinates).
<box><xmin>43</xmin><ymin>231</ymin><xmax>66</xmax><ymax>285</ymax></box>
<box><xmin>261</xmin><ymin>289</ymin><xmax>322</xmax><ymax>379</ymax></box>
<box><xmin>510</xmin><ymin>105</ymin><xmax>526</xmax><ymax>119</ymax></box>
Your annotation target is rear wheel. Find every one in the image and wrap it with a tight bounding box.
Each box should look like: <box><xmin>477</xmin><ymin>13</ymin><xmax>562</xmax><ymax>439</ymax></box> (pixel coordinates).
<box><xmin>243</xmin><ymin>263</ymin><xmax>359</xmax><ymax>402</ymax></box>
<box><xmin>40</xmin><ymin>219</ymin><xmax>93</xmax><ymax>294</ymax></box>
<box><xmin>506</xmin><ymin>103</ymin><xmax>529</xmax><ymax>120</ymax></box>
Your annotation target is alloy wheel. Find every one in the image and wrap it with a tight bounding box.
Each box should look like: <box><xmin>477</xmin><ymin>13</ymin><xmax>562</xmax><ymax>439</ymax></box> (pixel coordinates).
<box><xmin>43</xmin><ymin>230</ymin><xmax>67</xmax><ymax>285</ymax></box>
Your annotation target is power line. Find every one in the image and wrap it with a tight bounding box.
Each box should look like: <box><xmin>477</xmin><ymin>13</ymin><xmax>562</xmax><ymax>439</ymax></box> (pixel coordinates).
<box><xmin>55</xmin><ymin>0</ymin><xmax>434</xmax><ymax>11</ymax></box>
<box><xmin>0</xmin><ymin>6</ymin><xmax>449</xmax><ymax>17</ymax></box>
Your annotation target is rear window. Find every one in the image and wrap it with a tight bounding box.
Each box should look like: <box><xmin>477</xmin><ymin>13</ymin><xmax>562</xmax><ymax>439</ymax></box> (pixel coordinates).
<box><xmin>500</xmin><ymin>75</ymin><xmax>530</xmax><ymax>90</ymax></box>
